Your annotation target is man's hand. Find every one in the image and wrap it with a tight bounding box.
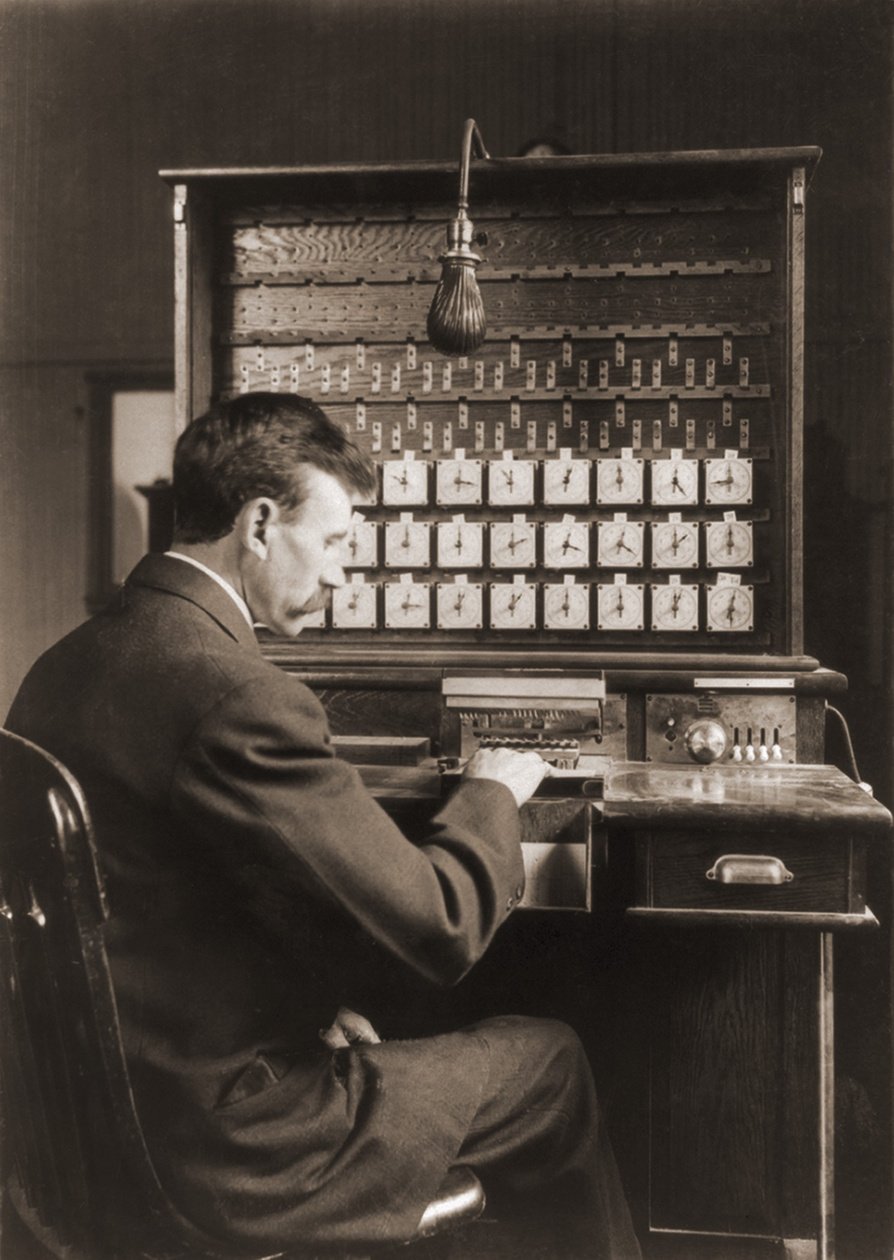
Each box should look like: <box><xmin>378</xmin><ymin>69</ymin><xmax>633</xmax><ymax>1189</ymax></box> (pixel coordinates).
<box><xmin>319</xmin><ymin>1006</ymin><xmax>382</xmax><ymax>1050</ymax></box>
<box><xmin>462</xmin><ymin>746</ymin><xmax>550</xmax><ymax>808</ymax></box>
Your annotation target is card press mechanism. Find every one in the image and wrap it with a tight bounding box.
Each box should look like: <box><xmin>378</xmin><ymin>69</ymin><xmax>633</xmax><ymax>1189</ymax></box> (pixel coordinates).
<box><xmin>440</xmin><ymin>670</ymin><xmax>609</xmax><ymax>790</ymax></box>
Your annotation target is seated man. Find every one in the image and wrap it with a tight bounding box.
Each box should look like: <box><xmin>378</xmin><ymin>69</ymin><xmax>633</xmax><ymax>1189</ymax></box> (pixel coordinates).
<box><xmin>7</xmin><ymin>392</ymin><xmax>640</xmax><ymax>1259</ymax></box>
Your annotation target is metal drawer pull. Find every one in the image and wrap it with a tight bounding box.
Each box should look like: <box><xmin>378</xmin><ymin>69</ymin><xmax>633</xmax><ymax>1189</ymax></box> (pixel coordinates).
<box><xmin>705</xmin><ymin>854</ymin><xmax>794</xmax><ymax>885</ymax></box>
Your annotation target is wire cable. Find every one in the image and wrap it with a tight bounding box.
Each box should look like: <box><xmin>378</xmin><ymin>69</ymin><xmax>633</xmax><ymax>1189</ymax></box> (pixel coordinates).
<box><xmin>825</xmin><ymin>702</ymin><xmax>873</xmax><ymax>794</ymax></box>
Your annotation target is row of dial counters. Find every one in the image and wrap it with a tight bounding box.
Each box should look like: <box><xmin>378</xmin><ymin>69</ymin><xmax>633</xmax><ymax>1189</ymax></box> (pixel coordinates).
<box><xmin>311</xmin><ymin>575</ymin><xmax>755</xmax><ymax>632</ymax></box>
<box><xmin>376</xmin><ymin>452</ymin><xmax>753</xmax><ymax>507</ymax></box>
<box><xmin>343</xmin><ymin>515</ymin><xmax>754</xmax><ymax>569</ymax></box>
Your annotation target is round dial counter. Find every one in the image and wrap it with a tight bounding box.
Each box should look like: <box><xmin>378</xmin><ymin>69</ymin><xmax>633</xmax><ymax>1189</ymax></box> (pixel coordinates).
<box><xmin>384</xmin><ymin>520</ymin><xmax>431</xmax><ymax>569</ymax></box>
<box><xmin>705</xmin><ymin>520</ymin><xmax>754</xmax><ymax>568</ymax></box>
<box><xmin>651</xmin><ymin>458</ymin><xmax>699</xmax><ymax>506</ymax></box>
<box><xmin>436</xmin><ymin>459</ymin><xmax>484</xmax><ymax>507</ymax></box>
<box><xmin>596</xmin><ymin>457</ymin><xmax>644</xmax><ymax>505</ymax></box>
<box><xmin>597</xmin><ymin>582</ymin><xmax>645</xmax><ymax>630</ymax></box>
<box><xmin>543</xmin><ymin>521</ymin><xmax>590</xmax><ymax>569</ymax></box>
<box><xmin>436</xmin><ymin>583</ymin><xmax>484</xmax><ymax>630</ymax></box>
<box><xmin>651</xmin><ymin>583</ymin><xmax>699</xmax><ymax>632</ymax></box>
<box><xmin>489</xmin><ymin>521</ymin><xmax>537</xmax><ymax>569</ymax></box>
<box><xmin>489</xmin><ymin>583</ymin><xmax>538</xmax><ymax>630</ymax></box>
<box><xmin>706</xmin><ymin>584</ymin><xmax>754</xmax><ymax>632</ymax></box>
<box><xmin>381</xmin><ymin>459</ymin><xmax>429</xmax><ymax>506</ymax></box>
<box><xmin>597</xmin><ymin>521</ymin><xmax>645</xmax><ymax>568</ymax></box>
<box><xmin>332</xmin><ymin>582</ymin><xmax>378</xmax><ymax>629</ymax></box>
<box><xmin>543</xmin><ymin>583</ymin><xmax>591</xmax><ymax>630</ymax></box>
<box><xmin>384</xmin><ymin>582</ymin><xmax>431</xmax><ymax>629</ymax></box>
<box><xmin>543</xmin><ymin>457</ymin><xmax>592</xmax><ymax>505</ymax></box>
<box><xmin>704</xmin><ymin>458</ymin><xmax>753</xmax><ymax>505</ymax></box>
<box><xmin>488</xmin><ymin>459</ymin><xmax>537</xmax><ymax>507</ymax></box>
<box><xmin>651</xmin><ymin>520</ymin><xmax>699</xmax><ymax>569</ymax></box>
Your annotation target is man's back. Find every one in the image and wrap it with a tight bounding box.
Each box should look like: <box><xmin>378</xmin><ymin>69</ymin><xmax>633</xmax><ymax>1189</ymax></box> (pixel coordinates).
<box><xmin>6</xmin><ymin>552</ymin><xmax>532</xmax><ymax>1250</ymax></box>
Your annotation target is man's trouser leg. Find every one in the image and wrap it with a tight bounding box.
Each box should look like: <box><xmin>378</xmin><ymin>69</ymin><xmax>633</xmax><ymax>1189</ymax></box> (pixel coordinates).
<box><xmin>455</xmin><ymin>1015</ymin><xmax>641</xmax><ymax>1260</ymax></box>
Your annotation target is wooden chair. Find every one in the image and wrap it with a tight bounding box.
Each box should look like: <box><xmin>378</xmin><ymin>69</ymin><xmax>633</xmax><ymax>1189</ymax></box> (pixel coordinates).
<box><xmin>0</xmin><ymin>729</ymin><xmax>485</xmax><ymax>1260</ymax></box>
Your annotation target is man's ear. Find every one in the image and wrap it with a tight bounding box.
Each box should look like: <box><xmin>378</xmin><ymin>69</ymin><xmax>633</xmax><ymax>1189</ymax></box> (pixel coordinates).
<box><xmin>237</xmin><ymin>498</ymin><xmax>277</xmax><ymax>558</ymax></box>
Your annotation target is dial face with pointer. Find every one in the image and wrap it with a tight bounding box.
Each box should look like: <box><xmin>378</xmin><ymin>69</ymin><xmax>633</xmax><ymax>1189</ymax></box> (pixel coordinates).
<box><xmin>597</xmin><ymin>583</ymin><xmax>645</xmax><ymax>630</ymax></box>
<box><xmin>381</xmin><ymin>460</ymin><xmax>428</xmax><ymax>505</ymax></box>
<box><xmin>596</xmin><ymin>458</ymin><xmax>644</xmax><ymax>505</ymax></box>
<box><xmin>331</xmin><ymin>583</ymin><xmax>378</xmax><ymax>629</ymax></box>
<box><xmin>436</xmin><ymin>459</ymin><xmax>483</xmax><ymax>506</ymax></box>
<box><xmin>651</xmin><ymin>520</ymin><xmax>699</xmax><ymax>569</ymax></box>
<box><xmin>543</xmin><ymin>458</ymin><xmax>591</xmax><ymax>505</ymax></box>
<box><xmin>436</xmin><ymin>583</ymin><xmax>484</xmax><ymax>630</ymax></box>
<box><xmin>704</xmin><ymin>458</ymin><xmax>753</xmax><ymax>505</ymax></box>
<box><xmin>488</xmin><ymin>459</ymin><xmax>537</xmax><ymax>507</ymax></box>
<box><xmin>384</xmin><ymin>520</ymin><xmax>431</xmax><ymax>568</ymax></box>
<box><xmin>436</xmin><ymin>521</ymin><xmax>484</xmax><ymax>568</ymax></box>
<box><xmin>651</xmin><ymin>584</ymin><xmax>699</xmax><ymax>631</ymax></box>
<box><xmin>490</xmin><ymin>521</ymin><xmax>537</xmax><ymax>569</ymax></box>
<box><xmin>490</xmin><ymin>583</ymin><xmax>537</xmax><ymax>630</ymax></box>
<box><xmin>384</xmin><ymin>582</ymin><xmax>431</xmax><ymax>629</ymax></box>
<box><xmin>543</xmin><ymin>583</ymin><xmax>590</xmax><ymax>630</ymax></box>
<box><xmin>706</xmin><ymin>584</ymin><xmax>754</xmax><ymax>632</ymax></box>
<box><xmin>651</xmin><ymin>458</ymin><xmax>699</xmax><ymax>506</ymax></box>
<box><xmin>342</xmin><ymin>519</ymin><xmax>378</xmax><ymax>568</ymax></box>
<box><xmin>705</xmin><ymin>520</ymin><xmax>753</xmax><ymax>568</ymax></box>
<box><xmin>597</xmin><ymin>521</ymin><xmax>645</xmax><ymax>568</ymax></box>
<box><xmin>543</xmin><ymin>522</ymin><xmax>590</xmax><ymax>569</ymax></box>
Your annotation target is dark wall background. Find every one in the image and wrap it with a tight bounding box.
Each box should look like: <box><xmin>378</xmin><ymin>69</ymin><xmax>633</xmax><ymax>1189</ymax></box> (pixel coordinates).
<box><xmin>1</xmin><ymin>0</ymin><xmax>891</xmax><ymax>802</ymax></box>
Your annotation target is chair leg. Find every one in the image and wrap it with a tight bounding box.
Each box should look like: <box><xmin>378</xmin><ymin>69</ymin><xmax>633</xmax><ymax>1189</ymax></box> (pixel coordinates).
<box><xmin>3</xmin><ymin>1188</ymin><xmax>70</xmax><ymax>1260</ymax></box>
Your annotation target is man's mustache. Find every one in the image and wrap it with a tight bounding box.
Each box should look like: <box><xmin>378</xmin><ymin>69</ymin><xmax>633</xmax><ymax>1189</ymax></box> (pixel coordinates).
<box><xmin>297</xmin><ymin>590</ymin><xmax>332</xmax><ymax>616</ymax></box>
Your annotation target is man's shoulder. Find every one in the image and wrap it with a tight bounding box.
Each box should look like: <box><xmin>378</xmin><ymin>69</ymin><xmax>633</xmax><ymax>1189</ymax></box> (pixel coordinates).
<box><xmin>7</xmin><ymin>591</ymin><xmax>286</xmax><ymax>730</ymax></box>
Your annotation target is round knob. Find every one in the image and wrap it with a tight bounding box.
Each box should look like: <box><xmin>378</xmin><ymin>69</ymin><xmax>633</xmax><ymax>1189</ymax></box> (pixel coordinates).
<box><xmin>684</xmin><ymin>719</ymin><xmax>728</xmax><ymax>764</ymax></box>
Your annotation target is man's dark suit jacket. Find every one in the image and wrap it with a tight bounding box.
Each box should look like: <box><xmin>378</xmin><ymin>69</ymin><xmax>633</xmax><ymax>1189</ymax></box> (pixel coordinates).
<box><xmin>7</xmin><ymin>553</ymin><xmax>526</xmax><ymax>1251</ymax></box>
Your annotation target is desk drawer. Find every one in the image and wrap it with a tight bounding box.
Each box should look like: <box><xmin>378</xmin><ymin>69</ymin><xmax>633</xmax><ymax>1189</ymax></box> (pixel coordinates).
<box><xmin>635</xmin><ymin>830</ymin><xmax>867</xmax><ymax>920</ymax></box>
<box><xmin>519</xmin><ymin>799</ymin><xmax>595</xmax><ymax>912</ymax></box>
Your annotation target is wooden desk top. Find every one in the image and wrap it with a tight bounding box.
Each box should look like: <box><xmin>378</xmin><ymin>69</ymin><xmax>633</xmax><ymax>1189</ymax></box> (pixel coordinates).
<box><xmin>357</xmin><ymin>760</ymin><xmax>892</xmax><ymax>837</ymax></box>
<box><xmin>603</xmin><ymin>763</ymin><xmax>893</xmax><ymax>834</ymax></box>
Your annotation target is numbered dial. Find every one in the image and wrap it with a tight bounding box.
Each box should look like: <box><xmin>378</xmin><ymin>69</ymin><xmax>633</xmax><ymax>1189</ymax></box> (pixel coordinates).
<box><xmin>597</xmin><ymin>521</ymin><xmax>645</xmax><ymax>568</ymax></box>
<box><xmin>384</xmin><ymin>520</ymin><xmax>431</xmax><ymax>568</ymax></box>
<box><xmin>331</xmin><ymin>583</ymin><xmax>378</xmax><ymax>629</ymax></box>
<box><xmin>543</xmin><ymin>458</ymin><xmax>591</xmax><ymax>505</ymax></box>
<box><xmin>651</xmin><ymin>521</ymin><xmax>699</xmax><ymax>569</ymax></box>
<box><xmin>436</xmin><ymin>583</ymin><xmax>484</xmax><ymax>630</ymax></box>
<box><xmin>704</xmin><ymin>458</ymin><xmax>753</xmax><ymax>505</ymax></box>
<box><xmin>705</xmin><ymin>520</ymin><xmax>754</xmax><ymax>568</ymax></box>
<box><xmin>544</xmin><ymin>584</ymin><xmax>590</xmax><ymax>630</ymax></box>
<box><xmin>490</xmin><ymin>583</ymin><xmax>537</xmax><ymax>630</ymax></box>
<box><xmin>384</xmin><ymin>582</ymin><xmax>431</xmax><ymax>629</ymax></box>
<box><xmin>382</xmin><ymin>460</ymin><xmax>429</xmax><ymax>506</ymax></box>
<box><xmin>436</xmin><ymin>459</ymin><xmax>484</xmax><ymax>506</ymax></box>
<box><xmin>596</xmin><ymin>458</ymin><xmax>644</xmax><ymax>505</ymax></box>
<box><xmin>707</xmin><ymin>584</ymin><xmax>754</xmax><ymax>632</ymax></box>
<box><xmin>543</xmin><ymin>522</ymin><xmax>590</xmax><ymax>569</ymax></box>
<box><xmin>651</xmin><ymin>584</ymin><xmax>699</xmax><ymax>632</ymax></box>
<box><xmin>597</xmin><ymin>583</ymin><xmax>645</xmax><ymax>630</ymax></box>
<box><xmin>651</xmin><ymin>458</ymin><xmax>699</xmax><ymax>506</ymax></box>
<box><xmin>488</xmin><ymin>459</ymin><xmax>537</xmax><ymax>507</ymax></box>
<box><xmin>490</xmin><ymin>521</ymin><xmax>537</xmax><ymax>569</ymax></box>
<box><xmin>437</xmin><ymin>521</ymin><xmax>484</xmax><ymax>568</ymax></box>
<box><xmin>343</xmin><ymin>519</ymin><xmax>378</xmax><ymax>568</ymax></box>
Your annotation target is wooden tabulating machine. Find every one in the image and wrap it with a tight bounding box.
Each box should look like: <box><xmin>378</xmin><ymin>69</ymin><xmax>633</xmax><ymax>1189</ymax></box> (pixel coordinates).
<box><xmin>162</xmin><ymin>136</ymin><xmax>892</xmax><ymax>1260</ymax></box>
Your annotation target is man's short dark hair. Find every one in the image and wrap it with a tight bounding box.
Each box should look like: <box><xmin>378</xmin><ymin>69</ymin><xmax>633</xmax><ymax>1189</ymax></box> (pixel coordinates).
<box><xmin>172</xmin><ymin>393</ymin><xmax>376</xmax><ymax>543</ymax></box>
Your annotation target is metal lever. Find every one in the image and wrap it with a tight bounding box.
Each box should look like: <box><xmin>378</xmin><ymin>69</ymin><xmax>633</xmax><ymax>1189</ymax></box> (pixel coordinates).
<box><xmin>705</xmin><ymin>854</ymin><xmax>794</xmax><ymax>885</ymax></box>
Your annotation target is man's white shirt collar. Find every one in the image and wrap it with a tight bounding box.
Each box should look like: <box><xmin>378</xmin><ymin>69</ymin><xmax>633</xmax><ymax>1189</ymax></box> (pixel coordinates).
<box><xmin>165</xmin><ymin>552</ymin><xmax>255</xmax><ymax>629</ymax></box>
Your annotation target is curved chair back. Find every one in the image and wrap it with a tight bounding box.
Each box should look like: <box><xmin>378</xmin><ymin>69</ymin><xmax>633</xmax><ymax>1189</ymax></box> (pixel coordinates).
<box><xmin>0</xmin><ymin>728</ymin><xmax>263</xmax><ymax>1259</ymax></box>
